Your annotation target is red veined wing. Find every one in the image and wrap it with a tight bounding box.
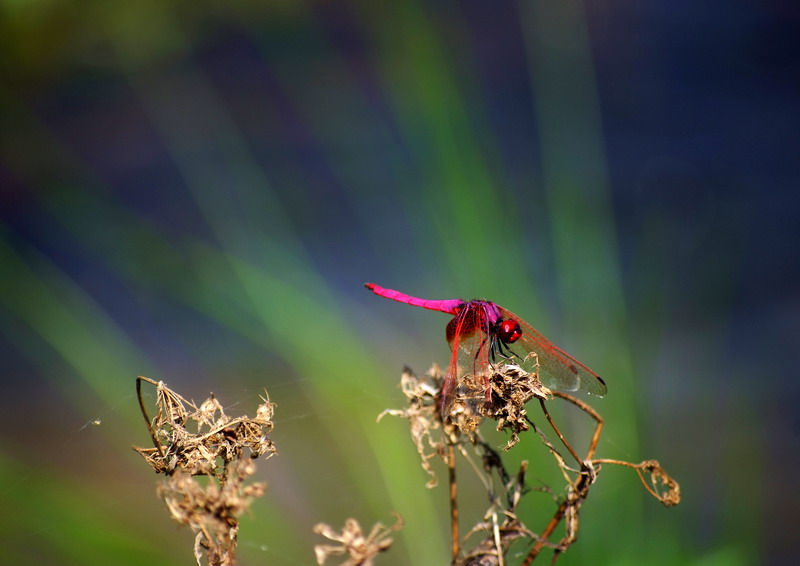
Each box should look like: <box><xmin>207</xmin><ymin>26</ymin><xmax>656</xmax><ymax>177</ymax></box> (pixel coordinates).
<box><xmin>441</xmin><ymin>303</ymin><xmax>494</xmax><ymax>416</ymax></box>
<box><xmin>497</xmin><ymin>306</ymin><xmax>607</xmax><ymax>397</ymax></box>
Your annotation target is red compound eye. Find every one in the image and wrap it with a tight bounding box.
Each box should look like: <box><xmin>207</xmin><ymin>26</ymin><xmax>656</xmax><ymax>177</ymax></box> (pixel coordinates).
<box><xmin>498</xmin><ymin>319</ymin><xmax>522</xmax><ymax>343</ymax></box>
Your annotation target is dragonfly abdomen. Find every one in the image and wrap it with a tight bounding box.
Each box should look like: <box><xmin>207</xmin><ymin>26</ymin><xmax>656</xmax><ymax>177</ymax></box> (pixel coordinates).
<box><xmin>364</xmin><ymin>283</ymin><xmax>463</xmax><ymax>315</ymax></box>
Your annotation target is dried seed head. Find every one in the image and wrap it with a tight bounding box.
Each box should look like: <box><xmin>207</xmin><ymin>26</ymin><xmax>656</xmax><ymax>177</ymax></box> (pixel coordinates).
<box><xmin>134</xmin><ymin>379</ymin><xmax>277</xmax><ymax>478</ymax></box>
<box><xmin>133</xmin><ymin>377</ymin><xmax>276</xmax><ymax>566</ymax></box>
<box><xmin>483</xmin><ymin>363</ymin><xmax>551</xmax><ymax>450</ymax></box>
<box><xmin>313</xmin><ymin>514</ymin><xmax>404</xmax><ymax>566</ymax></box>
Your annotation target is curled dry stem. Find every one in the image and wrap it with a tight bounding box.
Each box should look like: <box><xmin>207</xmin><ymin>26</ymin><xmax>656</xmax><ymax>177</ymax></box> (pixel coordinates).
<box><xmin>593</xmin><ymin>458</ymin><xmax>681</xmax><ymax>507</ymax></box>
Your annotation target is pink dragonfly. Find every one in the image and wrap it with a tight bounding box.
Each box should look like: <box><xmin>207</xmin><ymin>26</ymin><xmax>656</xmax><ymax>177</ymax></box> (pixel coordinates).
<box><xmin>365</xmin><ymin>283</ymin><xmax>607</xmax><ymax>415</ymax></box>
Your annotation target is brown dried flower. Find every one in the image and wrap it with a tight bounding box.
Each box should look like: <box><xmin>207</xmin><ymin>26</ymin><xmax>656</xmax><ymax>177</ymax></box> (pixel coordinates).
<box><xmin>483</xmin><ymin>362</ymin><xmax>551</xmax><ymax>450</ymax></box>
<box><xmin>133</xmin><ymin>377</ymin><xmax>276</xmax><ymax>566</ymax></box>
<box><xmin>313</xmin><ymin>514</ymin><xmax>404</xmax><ymax>566</ymax></box>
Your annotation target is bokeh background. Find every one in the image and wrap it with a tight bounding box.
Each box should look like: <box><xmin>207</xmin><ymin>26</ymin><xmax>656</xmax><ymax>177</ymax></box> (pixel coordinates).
<box><xmin>1</xmin><ymin>1</ymin><xmax>797</xmax><ymax>565</ymax></box>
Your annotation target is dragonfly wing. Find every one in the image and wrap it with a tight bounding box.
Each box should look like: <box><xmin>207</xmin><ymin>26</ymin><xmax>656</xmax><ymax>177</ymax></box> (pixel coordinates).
<box><xmin>498</xmin><ymin>307</ymin><xmax>607</xmax><ymax>397</ymax></box>
<box><xmin>441</xmin><ymin>305</ymin><xmax>493</xmax><ymax>415</ymax></box>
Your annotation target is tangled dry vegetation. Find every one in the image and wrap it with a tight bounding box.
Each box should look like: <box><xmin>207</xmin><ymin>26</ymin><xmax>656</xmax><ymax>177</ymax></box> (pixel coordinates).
<box><xmin>133</xmin><ymin>376</ymin><xmax>276</xmax><ymax>566</ymax></box>
<box><xmin>380</xmin><ymin>363</ymin><xmax>680</xmax><ymax>565</ymax></box>
<box><xmin>133</xmin><ymin>358</ymin><xmax>679</xmax><ymax>565</ymax></box>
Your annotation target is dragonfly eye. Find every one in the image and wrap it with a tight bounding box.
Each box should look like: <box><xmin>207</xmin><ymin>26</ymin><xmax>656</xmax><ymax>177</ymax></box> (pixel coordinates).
<box><xmin>498</xmin><ymin>319</ymin><xmax>522</xmax><ymax>344</ymax></box>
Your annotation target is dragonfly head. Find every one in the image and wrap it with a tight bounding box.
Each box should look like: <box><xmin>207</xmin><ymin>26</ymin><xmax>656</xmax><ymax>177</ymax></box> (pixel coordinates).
<box><xmin>497</xmin><ymin>318</ymin><xmax>522</xmax><ymax>344</ymax></box>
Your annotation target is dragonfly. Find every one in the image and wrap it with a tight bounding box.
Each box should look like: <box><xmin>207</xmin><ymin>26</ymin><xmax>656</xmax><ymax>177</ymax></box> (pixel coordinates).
<box><xmin>365</xmin><ymin>283</ymin><xmax>607</xmax><ymax>415</ymax></box>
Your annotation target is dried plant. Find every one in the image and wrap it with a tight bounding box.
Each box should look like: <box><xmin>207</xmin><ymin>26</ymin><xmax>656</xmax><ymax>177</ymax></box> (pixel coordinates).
<box><xmin>130</xmin><ymin>355</ymin><xmax>677</xmax><ymax>565</ymax></box>
<box><xmin>380</xmin><ymin>364</ymin><xmax>681</xmax><ymax>565</ymax></box>
<box><xmin>133</xmin><ymin>376</ymin><xmax>276</xmax><ymax>566</ymax></box>
<box><xmin>313</xmin><ymin>514</ymin><xmax>404</xmax><ymax>566</ymax></box>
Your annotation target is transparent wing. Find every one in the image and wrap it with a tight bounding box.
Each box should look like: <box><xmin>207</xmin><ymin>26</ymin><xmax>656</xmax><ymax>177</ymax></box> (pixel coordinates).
<box><xmin>441</xmin><ymin>304</ymin><xmax>493</xmax><ymax>416</ymax></box>
<box><xmin>497</xmin><ymin>306</ymin><xmax>607</xmax><ymax>397</ymax></box>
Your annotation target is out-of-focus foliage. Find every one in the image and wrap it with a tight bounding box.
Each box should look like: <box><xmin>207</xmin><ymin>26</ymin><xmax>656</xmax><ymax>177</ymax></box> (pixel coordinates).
<box><xmin>2</xmin><ymin>1</ymin><xmax>796</xmax><ymax>564</ymax></box>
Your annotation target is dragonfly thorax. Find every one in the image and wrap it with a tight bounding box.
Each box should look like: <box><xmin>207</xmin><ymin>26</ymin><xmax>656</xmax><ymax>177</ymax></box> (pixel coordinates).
<box><xmin>445</xmin><ymin>301</ymin><xmax>499</xmax><ymax>345</ymax></box>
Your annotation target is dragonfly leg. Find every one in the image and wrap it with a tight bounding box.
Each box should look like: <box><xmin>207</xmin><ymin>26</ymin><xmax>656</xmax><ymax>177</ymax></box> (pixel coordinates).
<box><xmin>492</xmin><ymin>339</ymin><xmax>523</xmax><ymax>364</ymax></box>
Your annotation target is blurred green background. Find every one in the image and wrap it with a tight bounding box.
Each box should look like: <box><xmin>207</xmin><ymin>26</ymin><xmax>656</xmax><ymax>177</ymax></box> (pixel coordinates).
<box><xmin>1</xmin><ymin>1</ymin><xmax>796</xmax><ymax>564</ymax></box>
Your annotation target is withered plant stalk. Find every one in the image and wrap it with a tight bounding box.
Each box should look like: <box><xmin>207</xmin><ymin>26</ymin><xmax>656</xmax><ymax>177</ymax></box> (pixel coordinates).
<box><xmin>133</xmin><ymin>376</ymin><xmax>276</xmax><ymax>566</ymax></box>
<box><xmin>380</xmin><ymin>363</ymin><xmax>680</xmax><ymax>565</ymax></box>
<box><xmin>448</xmin><ymin>443</ymin><xmax>460</xmax><ymax>559</ymax></box>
